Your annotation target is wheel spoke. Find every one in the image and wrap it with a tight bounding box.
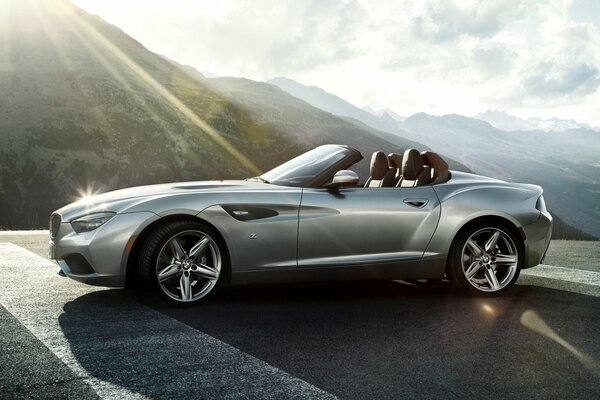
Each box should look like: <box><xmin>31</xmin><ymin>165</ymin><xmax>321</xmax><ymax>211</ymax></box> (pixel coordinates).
<box><xmin>189</xmin><ymin>236</ymin><xmax>210</xmax><ymax>260</ymax></box>
<box><xmin>158</xmin><ymin>263</ymin><xmax>180</xmax><ymax>282</ymax></box>
<box><xmin>192</xmin><ymin>263</ymin><xmax>219</xmax><ymax>280</ymax></box>
<box><xmin>180</xmin><ymin>273</ymin><xmax>192</xmax><ymax>301</ymax></box>
<box><xmin>169</xmin><ymin>238</ymin><xmax>187</xmax><ymax>260</ymax></box>
<box><xmin>465</xmin><ymin>261</ymin><xmax>482</xmax><ymax>280</ymax></box>
<box><xmin>494</xmin><ymin>254</ymin><xmax>517</xmax><ymax>265</ymax></box>
<box><xmin>156</xmin><ymin>229</ymin><xmax>222</xmax><ymax>303</ymax></box>
<box><xmin>484</xmin><ymin>267</ymin><xmax>500</xmax><ymax>290</ymax></box>
<box><xmin>484</xmin><ymin>231</ymin><xmax>501</xmax><ymax>253</ymax></box>
<box><xmin>466</xmin><ymin>239</ymin><xmax>483</xmax><ymax>256</ymax></box>
<box><xmin>460</xmin><ymin>227</ymin><xmax>519</xmax><ymax>293</ymax></box>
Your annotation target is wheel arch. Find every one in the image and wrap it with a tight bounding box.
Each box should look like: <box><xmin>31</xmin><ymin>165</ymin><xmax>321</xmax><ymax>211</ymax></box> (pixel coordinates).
<box><xmin>125</xmin><ymin>214</ymin><xmax>231</xmax><ymax>287</ymax></box>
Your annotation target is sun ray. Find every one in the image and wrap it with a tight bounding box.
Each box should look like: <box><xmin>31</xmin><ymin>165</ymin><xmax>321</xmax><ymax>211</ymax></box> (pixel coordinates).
<box><xmin>31</xmin><ymin>1</ymin><xmax>78</xmax><ymax>75</ymax></box>
<box><xmin>53</xmin><ymin>1</ymin><xmax>260</xmax><ymax>175</ymax></box>
<box><xmin>59</xmin><ymin>11</ymin><xmax>184</xmax><ymax>154</ymax></box>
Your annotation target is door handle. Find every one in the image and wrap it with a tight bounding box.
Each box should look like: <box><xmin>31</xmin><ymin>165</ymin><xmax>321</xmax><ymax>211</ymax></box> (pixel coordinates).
<box><xmin>404</xmin><ymin>199</ymin><xmax>428</xmax><ymax>208</ymax></box>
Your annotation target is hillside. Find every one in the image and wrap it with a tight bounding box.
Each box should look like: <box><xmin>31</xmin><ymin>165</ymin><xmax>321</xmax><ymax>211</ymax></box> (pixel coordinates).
<box><xmin>204</xmin><ymin>77</ymin><xmax>461</xmax><ymax>176</ymax></box>
<box><xmin>267</xmin><ymin>77</ymin><xmax>404</xmax><ymax>135</ymax></box>
<box><xmin>0</xmin><ymin>1</ymin><xmax>434</xmax><ymax>228</ymax></box>
<box><xmin>0</xmin><ymin>1</ymin><xmax>276</xmax><ymax>227</ymax></box>
<box><xmin>338</xmin><ymin>117</ymin><xmax>472</xmax><ymax>173</ymax></box>
<box><xmin>551</xmin><ymin>213</ymin><xmax>597</xmax><ymax>241</ymax></box>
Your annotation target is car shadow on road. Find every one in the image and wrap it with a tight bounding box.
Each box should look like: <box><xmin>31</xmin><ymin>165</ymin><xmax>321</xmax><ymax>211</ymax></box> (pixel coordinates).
<box><xmin>59</xmin><ymin>281</ymin><xmax>600</xmax><ymax>399</ymax></box>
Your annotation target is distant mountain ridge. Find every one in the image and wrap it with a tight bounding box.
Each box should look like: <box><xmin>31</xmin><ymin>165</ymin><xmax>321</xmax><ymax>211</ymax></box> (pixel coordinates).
<box><xmin>477</xmin><ymin>109</ymin><xmax>599</xmax><ymax>132</ymax></box>
<box><xmin>396</xmin><ymin>113</ymin><xmax>600</xmax><ymax>238</ymax></box>
<box><xmin>267</xmin><ymin>77</ymin><xmax>405</xmax><ymax>136</ymax></box>
<box><xmin>202</xmin><ymin>76</ymin><xmax>448</xmax><ymax>177</ymax></box>
<box><xmin>270</xmin><ymin>78</ymin><xmax>600</xmax><ymax>238</ymax></box>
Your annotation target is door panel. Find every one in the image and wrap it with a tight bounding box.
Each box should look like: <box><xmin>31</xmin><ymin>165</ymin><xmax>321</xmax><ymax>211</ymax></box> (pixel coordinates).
<box><xmin>298</xmin><ymin>187</ymin><xmax>440</xmax><ymax>268</ymax></box>
<box><xmin>198</xmin><ymin>190</ymin><xmax>302</xmax><ymax>271</ymax></box>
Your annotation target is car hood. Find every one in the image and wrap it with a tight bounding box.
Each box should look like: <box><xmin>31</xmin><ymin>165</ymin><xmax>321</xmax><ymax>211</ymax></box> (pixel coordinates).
<box><xmin>55</xmin><ymin>180</ymin><xmax>266</xmax><ymax>221</ymax></box>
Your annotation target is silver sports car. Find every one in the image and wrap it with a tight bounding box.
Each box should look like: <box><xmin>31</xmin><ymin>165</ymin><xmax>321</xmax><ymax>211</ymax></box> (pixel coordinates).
<box><xmin>49</xmin><ymin>145</ymin><xmax>552</xmax><ymax>303</ymax></box>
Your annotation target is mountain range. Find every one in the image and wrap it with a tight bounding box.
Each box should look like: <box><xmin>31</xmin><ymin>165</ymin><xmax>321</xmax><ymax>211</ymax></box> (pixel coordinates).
<box><xmin>0</xmin><ymin>0</ymin><xmax>466</xmax><ymax>229</ymax></box>
<box><xmin>268</xmin><ymin>78</ymin><xmax>600</xmax><ymax>239</ymax></box>
<box><xmin>477</xmin><ymin>110</ymin><xmax>598</xmax><ymax>132</ymax></box>
<box><xmin>0</xmin><ymin>1</ymin><xmax>596</xmax><ymax>240</ymax></box>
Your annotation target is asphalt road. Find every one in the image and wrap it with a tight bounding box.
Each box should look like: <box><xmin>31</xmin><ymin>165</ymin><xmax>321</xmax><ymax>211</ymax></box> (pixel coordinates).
<box><xmin>1</xmin><ymin>232</ymin><xmax>599</xmax><ymax>399</ymax></box>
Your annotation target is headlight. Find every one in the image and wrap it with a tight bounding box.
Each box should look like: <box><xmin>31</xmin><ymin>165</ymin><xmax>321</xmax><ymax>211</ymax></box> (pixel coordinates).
<box><xmin>71</xmin><ymin>212</ymin><xmax>116</xmax><ymax>233</ymax></box>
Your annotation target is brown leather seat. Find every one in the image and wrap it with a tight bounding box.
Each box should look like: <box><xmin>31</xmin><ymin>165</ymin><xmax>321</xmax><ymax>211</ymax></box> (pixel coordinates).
<box><xmin>397</xmin><ymin>149</ymin><xmax>431</xmax><ymax>187</ymax></box>
<box><xmin>365</xmin><ymin>151</ymin><xmax>395</xmax><ymax>187</ymax></box>
<box><xmin>421</xmin><ymin>151</ymin><xmax>450</xmax><ymax>184</ymax></box>
<box><xmin>388</xmin><ymin>153</ymin><xmax>403</xmax><ymax>185</ymax></box>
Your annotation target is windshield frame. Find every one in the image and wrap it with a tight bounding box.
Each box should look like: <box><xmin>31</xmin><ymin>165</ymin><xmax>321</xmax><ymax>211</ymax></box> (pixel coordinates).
<box><xmin>258</xmin><ymin>144</ymin><xmax>363</xmax><ymax>188</ymax></box>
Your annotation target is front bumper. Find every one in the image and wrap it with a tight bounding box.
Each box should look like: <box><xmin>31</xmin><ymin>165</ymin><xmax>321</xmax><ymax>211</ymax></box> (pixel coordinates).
<box><xmin>49</xmin><ymin>211</ymin><xmax>158</xmax><ymax>287</ymax></box>
<box><xmin>521</xmin><ymin>211</ymin><xmax>553</xmax><ymax>269</ymax></box>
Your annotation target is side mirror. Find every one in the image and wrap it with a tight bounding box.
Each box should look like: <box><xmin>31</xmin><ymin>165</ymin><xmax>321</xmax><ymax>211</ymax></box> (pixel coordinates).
<box><xmin>329</xmin><ymin>170</ymin><xmax>359</xmax><ymax>188</ymax></box>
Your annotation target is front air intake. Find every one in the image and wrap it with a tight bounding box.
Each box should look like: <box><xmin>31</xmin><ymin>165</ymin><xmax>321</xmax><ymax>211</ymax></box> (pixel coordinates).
<box><xmin>50</xmin><ymin>214</ymin><xmax>61</xmax><ymax>237</ymax></box>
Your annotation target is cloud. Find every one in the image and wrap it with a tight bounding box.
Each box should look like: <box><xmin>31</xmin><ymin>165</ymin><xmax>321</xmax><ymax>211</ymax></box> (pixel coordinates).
<box><xmin>169</xmin><ymin>0</ymin><xmax>368</xmax><ymax>77</ymax></box>
<box><xmin>265</xmin><ymin>0</ymin><xmax>364</xmax><ymax>71</ymax></box>
<box><xmin>470</xmin><ymin>44</ymin><xmax>516</xmax><ymax>77</ymax></box>
<box><xmin>410</xmin><ymin>0</ymin><xmax>528</xmax><ymax>42</ymax></box>
<box><xmin>510</xmin><ymin>3</ymin><xmax>600</xmax><ymax>100</ymax></box>
<box><xmin>72</xmin><ymin>0</ymin><xmax>600</xmax><ymax>126</ymax></box>
<box><xmin>523</xmin><ymin>62</ymin><xmax>600</xmax><ymax>97</ymax></box>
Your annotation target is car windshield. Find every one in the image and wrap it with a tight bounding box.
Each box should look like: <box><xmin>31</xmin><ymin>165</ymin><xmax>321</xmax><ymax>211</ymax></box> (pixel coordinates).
<box><xmin>258</xmin><ymin>145</ymin><xmax>353</xmax><ymax>186</ymax></box>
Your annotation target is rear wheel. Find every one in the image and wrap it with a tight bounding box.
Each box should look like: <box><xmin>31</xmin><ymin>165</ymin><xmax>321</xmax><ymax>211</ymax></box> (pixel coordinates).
<box><xmin>447</xmin><ymin>223</ymin><xmax>522</xmax><ymax>296</ymax></box>
<box><xmin>138</xmin><ymin>221</ymin><xmax>225</xmax><ymax>304</ymax></box>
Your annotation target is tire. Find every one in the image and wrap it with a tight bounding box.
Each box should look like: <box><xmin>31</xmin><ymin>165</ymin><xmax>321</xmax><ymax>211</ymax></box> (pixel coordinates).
<box><xmin>137</xmin><ymin>220</ymin><xmax>227</xmax><ymax>304</ymax></box>
<box><xmin>447</xmin><ymin>222</ymin><xmax>523</xmax><ymax>296</ymax></box>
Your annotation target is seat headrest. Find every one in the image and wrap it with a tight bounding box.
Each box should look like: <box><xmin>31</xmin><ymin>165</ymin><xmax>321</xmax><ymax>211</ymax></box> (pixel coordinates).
<box><xmin>388</xmin><ymin>153</ymin><xmax>403</xmax><ymax>169</ymax></box>
<box><xmin>402</xmin><ymin>149</ymin><xmax>424</xmax><ymax>180</ymax></box>
<box><xmin>370</xmin><ymin>151</ymin><xmax>389</xmax><ymax>180</ymax></box>
<box><xmin>421</xmin><ymin>151</ymin><xmax>449</xmax><ymax>183</ymax></box>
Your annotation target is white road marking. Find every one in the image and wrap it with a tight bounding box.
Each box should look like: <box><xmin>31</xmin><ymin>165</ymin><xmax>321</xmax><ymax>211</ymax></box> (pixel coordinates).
<box><xmin>0</xmin><ymin>230</ymin><xmax>49</xmax><ymax>235</ymax></box>
<box><xmin>0</xmin><ymin>243</ymin><xmax>55</xmax><ymax>266</ymax></box>
<box><xmin>522</xmin><ymin>264</ymin><xmax>600</xmax><ymax>287</ymax></box>
<box><xmin>0</xmin><ymin>243</ymin><xmax>336</xmax><ymax>400</ymax></box>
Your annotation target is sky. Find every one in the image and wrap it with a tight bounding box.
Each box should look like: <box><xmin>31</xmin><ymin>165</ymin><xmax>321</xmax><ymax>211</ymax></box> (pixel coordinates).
<box><xmin>72</xmin><ymin>0</ymin><xmax>600</xmax><ymax>126</ymax></box>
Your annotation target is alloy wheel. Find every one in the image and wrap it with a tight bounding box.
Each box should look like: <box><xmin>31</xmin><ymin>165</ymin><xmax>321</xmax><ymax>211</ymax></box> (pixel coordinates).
<box><xmin>155</xmin><ymin>230</ymin><xmax>221</xmax><ymax>302</ymax></box>
<box><xmin>460</xmin><ymin>227</ymin><xmax>519</xmax><ymax>293</ymax></box>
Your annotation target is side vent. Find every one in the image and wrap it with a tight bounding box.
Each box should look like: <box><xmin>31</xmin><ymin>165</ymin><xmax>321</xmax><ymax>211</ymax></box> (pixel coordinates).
<box><xmin>222</xmin><ymin>205</ymin><xmax>278</xmax><ymax>221</ymax></box>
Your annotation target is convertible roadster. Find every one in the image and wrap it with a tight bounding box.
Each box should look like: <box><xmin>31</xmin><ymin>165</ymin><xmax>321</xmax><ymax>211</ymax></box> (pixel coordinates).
<box><xmin>49</xmin><ymin>145</ymin><xmax>552</xmax><ymax>303</ymax></box>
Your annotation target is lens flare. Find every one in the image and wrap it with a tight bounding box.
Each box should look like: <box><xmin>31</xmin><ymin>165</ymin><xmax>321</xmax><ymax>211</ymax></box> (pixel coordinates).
<box><xmin>481</xmin><ymin>303</ymin><xmax>494</xmax><ymax>314</ymax></box>
<box><xmin>521</xmin><ymin>310</ymin><xmax>600</xmax><ymax>377</ymax></box>
<box><xmin>73</xmin><ymin>185</ymin><xmax>104</xmax><ymax>204</ymax></box>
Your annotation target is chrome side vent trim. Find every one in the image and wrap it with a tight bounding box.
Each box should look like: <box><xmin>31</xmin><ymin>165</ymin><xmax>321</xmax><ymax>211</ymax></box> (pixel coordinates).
<box><xmin>222</xmin><ymin>205</ymin><xmax>278</xmax><ymax>221</ymax></box>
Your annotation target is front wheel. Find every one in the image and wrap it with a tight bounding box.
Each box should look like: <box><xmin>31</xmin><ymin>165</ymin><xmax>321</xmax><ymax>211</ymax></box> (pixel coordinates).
<box><xmin>138</xmin><ymin>221</ymin><xmax>225</xmax><ymax>304</ymax></box>
<box><xmin>447</xmin><ymin>223</ymin><xmax>522</xmax><ymax>296</ymax></box>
